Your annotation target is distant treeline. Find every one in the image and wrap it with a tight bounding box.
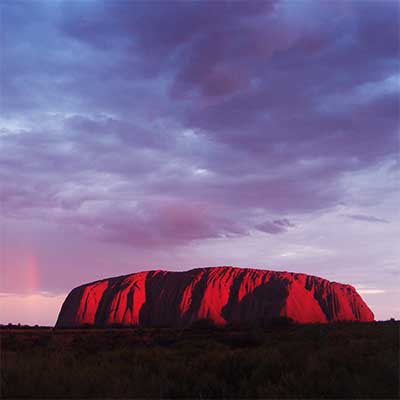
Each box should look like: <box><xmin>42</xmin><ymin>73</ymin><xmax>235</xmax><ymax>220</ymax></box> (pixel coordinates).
<box><xmin>0</xmin><ymin>323</ymin><xmax>52</xmax><ymax>329</ymax></box>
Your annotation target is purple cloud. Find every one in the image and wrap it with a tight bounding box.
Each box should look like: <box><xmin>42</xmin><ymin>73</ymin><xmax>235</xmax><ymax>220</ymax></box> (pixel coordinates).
<box><xmin>256</xmin><ymin>218</ymin><xmax>295</xmax><ymax>235</ymax></box>
<box><xmin>273</xmin><ymin>219</ymin><xmax>295</xmax><ymax>228</ymax></box>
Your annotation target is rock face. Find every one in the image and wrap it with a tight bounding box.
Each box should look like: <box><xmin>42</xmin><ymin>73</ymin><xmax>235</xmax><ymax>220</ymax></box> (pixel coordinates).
<box><xmin>56</xmin><ymin>266</ymin><xmax>374</xmax><ymax>327</ymax></box>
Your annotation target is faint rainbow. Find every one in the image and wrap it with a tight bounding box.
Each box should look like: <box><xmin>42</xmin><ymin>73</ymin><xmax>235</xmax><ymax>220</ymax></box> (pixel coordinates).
<box><xmin>26</xmin><ymin>253</ymin><xmax>39</xmax><ymax>292</ymax></box>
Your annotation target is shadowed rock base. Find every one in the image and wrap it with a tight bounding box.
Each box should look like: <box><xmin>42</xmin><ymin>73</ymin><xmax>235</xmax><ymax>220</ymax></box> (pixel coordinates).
<box><xmin>56</xmin><ymin>266</ymin><xmax>374</xmax><ymax>328</ymax></box>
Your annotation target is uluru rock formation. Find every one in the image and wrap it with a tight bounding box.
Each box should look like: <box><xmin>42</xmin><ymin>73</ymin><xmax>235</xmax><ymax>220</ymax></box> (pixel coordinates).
<box><xmin>56</xmin><ymin>266</ymin><xmax>374</xmax><ymax>328</ymax></box>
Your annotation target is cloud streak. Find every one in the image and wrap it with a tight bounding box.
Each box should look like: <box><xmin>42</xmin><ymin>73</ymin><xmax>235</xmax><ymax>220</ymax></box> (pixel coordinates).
<box><xmin>345</xmin><ymin>214</ymin><xmax>389</xmax><ymax>224</ymax></box>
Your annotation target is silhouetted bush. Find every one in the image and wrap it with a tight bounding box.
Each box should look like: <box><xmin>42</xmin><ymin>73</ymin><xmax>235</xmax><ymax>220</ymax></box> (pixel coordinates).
<box><xmin>81</xmin><ymin>323</ymin><xmax>95</xmax><ymax>329</ymax></box>
<box><xmin>153</xmin><ymin>333</ymin><xmax>178</xmax><ymax>346</ymax></box>
<box><xmin>109</xmin><ymin>323</ymin><xmax>133</xmax><ymax>329</ymax></box>
<box><xmin>267</xmin><ymin>316</ymin><xmax>296</xmax><ymax>327</ymax></box>
<box><xmin>189</xmin><ymin>318</ymin><xmax>219</xmax><ymax>330</ymax></box>
<box><xmin>219</xmin><ymin>329</ymin><xmax>264</xmax><ymax>348</ymax></box>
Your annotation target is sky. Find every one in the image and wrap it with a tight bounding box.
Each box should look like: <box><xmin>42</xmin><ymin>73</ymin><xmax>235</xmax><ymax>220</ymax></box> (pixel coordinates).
<box><xmin>0</xmin><ymin>0</ymin><xmax>399</xmax><ymax>325</ymax></box>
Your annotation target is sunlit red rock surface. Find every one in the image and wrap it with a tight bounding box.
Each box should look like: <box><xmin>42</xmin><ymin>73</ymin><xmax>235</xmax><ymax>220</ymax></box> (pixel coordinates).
<box><xmin>56</xmin><ymin>266</ymin><xmax>374</xmax><ymax>327</ymax></box>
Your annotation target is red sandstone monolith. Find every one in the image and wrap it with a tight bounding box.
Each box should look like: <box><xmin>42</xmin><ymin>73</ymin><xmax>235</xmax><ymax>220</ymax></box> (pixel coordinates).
<box><xmin>56</xmin><ymin>266</ymin><xmax>374</xmax><ymax>327</ymax></box>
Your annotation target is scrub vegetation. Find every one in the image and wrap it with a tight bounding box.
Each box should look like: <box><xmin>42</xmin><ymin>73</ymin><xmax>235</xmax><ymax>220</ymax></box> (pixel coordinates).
<box><xmin>1</xmin><ymin>321</ymin><xmax>398</xmax><ymax>399</ymax></box>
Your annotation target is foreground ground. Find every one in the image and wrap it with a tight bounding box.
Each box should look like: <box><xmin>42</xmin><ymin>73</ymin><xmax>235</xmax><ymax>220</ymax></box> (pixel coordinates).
<box><xmin>1</xmin><ymin>321</ymin><xmax>399</xmax><ymax>398</ymax></box>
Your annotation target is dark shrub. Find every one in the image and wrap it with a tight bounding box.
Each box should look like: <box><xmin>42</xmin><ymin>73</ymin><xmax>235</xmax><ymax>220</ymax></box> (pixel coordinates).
<box><xmin>220</xmin><ymin>329</ymin><xmax>264</xmax><ymax>348</ymax></box>
<box><xmin>267</xmin><ymin>316</ymin><xmax>296</xmax><ymax>327</ymax></box>
<box><xmin>189</xmin><ymin>318</ymin><xmax>219</xmax><ymax>330</ymax></box>
<box><xmin>81</xmin><ymin>323</ymin><xmax>95</xmax><ymax>329</ymax></box>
